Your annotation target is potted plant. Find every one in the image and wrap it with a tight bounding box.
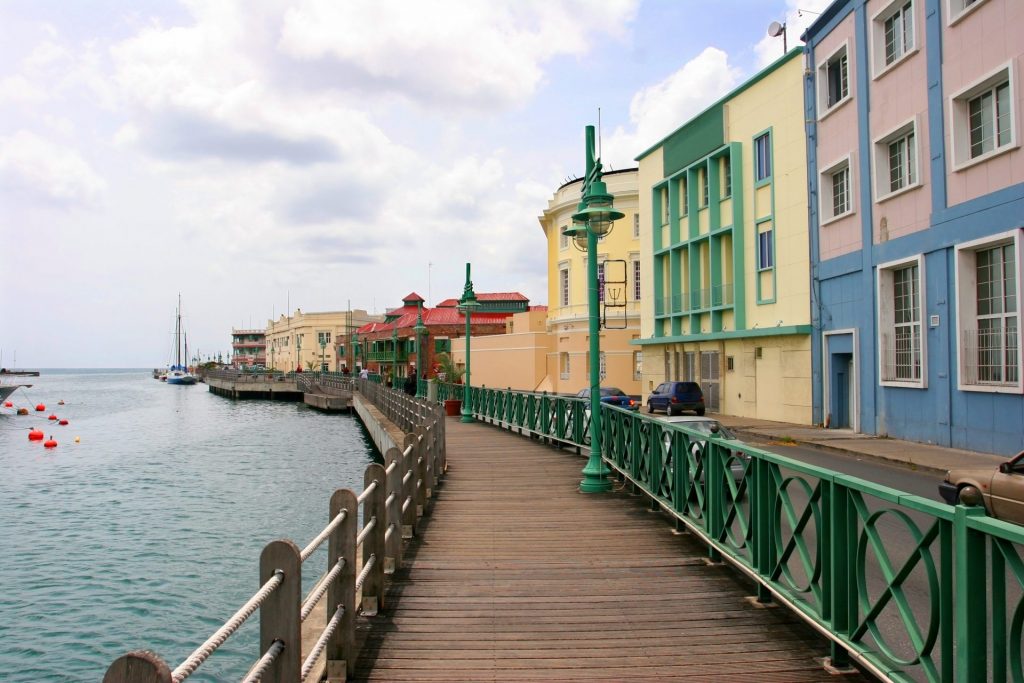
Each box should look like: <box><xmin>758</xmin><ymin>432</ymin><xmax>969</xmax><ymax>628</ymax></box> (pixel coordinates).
<box><xmin>435</xmin><ymin>352</ymin><xmax>464</xmax><ymax>416</ymax></box>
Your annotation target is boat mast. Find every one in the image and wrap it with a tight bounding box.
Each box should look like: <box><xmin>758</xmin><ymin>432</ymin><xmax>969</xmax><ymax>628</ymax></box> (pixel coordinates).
<box><xmin>176</xmin><ymin>294</ymin><xmax>182</xmax><ymax>370</ymax></box>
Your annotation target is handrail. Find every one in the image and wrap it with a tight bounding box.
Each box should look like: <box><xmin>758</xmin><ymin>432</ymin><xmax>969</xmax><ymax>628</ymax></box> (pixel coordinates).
<box><xmin>103</xmin><ymin>380</ymin><xmax>446</xmax><ymax>683</ymax></box>
<box><xmin>433</xmin><ymin>382</ymin><xmax>1024</xmax><ymax>683</ymax></box>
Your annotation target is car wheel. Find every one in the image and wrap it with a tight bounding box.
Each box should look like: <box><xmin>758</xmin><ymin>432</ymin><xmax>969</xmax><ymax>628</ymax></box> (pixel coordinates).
<box><xmin>696</xmin><ymin>407</ymin><xmax>705</xmax><ymax>416</ymax></box>
<box><xmin>957</xmin><ymin>485</ymin><xmax>984</xmax><ymax>508</ymax></box>
<box><xmin>647</xmin><ymin>403</ymin><xmax>655</xmax><ymax>413</ymax></box>
<box><xmin>668</xmin><ymin>405</ymin><xmax>680</xmax><ymax>416</ymax></box>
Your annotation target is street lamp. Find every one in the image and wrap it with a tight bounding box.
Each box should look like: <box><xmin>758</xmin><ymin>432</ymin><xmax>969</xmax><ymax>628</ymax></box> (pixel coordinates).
<box><xmin>296</xmin><ymin>333</ymin><xmax>302</xmax><ymax>372</ymax></box>
<box><xmin>562</xmin><ymin>125</ymin><xmax>624</xmax><ymax>494</ymax></box>
<box><xmin>414</xmin><ymin>301</ymin><xmax>427</xmax><ymax>397</ymax></box>
<box><xmin>320</xmin><ymin>338</ymin><xmax>327</xmax><ymax>373</ymax></box>
<box><xmin>457</xmin><ymin>263</ymin><xmax>479</xmax><ymax>423</ymax></box>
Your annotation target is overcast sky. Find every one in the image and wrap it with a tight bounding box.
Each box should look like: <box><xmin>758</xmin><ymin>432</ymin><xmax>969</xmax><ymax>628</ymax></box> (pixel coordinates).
<box><xmin>0</xmin><ymin>0</ymin><xmax>831</xmax><ymax>368</ymax></box>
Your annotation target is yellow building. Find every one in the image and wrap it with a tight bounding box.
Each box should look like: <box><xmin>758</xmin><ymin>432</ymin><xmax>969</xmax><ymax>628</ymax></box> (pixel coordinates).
<box><xmin>266</xmin><ymin>308</ymin><xmax>382</xmax><ymax>372</ymax></box>
<box><xmin>538</xmin><ymin>169</ymin><xmax>642</xmax><ymax>396</ymax></box>
<box><xmin>635</xmin><ymin>48</ymin><xmax>812</xmax><ymax>423</ymax></box>
<box><xmin>450</xmin><ymin>308</ymin><xmax>553</xmax><ymax>391</ymax></box>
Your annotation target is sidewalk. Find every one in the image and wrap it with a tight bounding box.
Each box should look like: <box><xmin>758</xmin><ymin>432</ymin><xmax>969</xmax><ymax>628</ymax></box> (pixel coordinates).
<box><xmin>708</xmin><ymin>413</ymin><xmax>1008</xmax><ymax>475</ymax></box>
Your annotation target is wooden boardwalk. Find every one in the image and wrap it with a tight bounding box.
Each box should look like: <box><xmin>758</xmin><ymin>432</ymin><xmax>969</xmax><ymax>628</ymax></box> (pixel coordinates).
<box><xmin>353</xmin><ymin>419</ymin><xmax>872</xmax><ymax>682</ymax></box>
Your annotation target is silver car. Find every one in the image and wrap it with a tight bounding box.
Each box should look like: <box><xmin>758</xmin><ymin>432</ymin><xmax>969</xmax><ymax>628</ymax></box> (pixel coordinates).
<box><xmin>661</xmin><ymin>416</ymin><xmax>749</xmax><ymax>484</ymax></box>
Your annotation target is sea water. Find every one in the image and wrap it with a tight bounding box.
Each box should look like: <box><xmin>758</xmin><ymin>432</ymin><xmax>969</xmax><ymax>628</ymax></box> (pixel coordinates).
<box><xmin>0</xmin><ymin>369</ymin><xmax>378</xmax><ymax>681</ymax></box>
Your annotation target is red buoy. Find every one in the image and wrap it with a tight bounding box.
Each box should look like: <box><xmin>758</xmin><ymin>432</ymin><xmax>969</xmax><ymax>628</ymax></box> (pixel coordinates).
<box><xmin>44</xmin><ymin>437</ymin><xmax>57</xmax><ymax>449</ymax></box>
<box><xmin>58</xmin><ymin>419</ymin><xmax>69</xmax><ymax>426</ymax></box>
<box><xmin>35</xmin><ymin>404</ymin><xmax>45</xmax><ymax>411</ymax></box>
<box><xmin>3</xmin><ymin>401</ymin><xmax>12</xmax><ymax>407</ymax></box>
<box><xmin>48</xmin><ymin>414</ymin><xmax>58</xmax><ymax>421</ymax></box>
<box><xmin>28</xmin><ymin>429</ymin><xmax>44</xmax><ymax>441</ymax></box>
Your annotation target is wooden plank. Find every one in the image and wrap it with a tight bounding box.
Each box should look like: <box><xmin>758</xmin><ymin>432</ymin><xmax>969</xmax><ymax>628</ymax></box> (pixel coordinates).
<box><xmin>352</xmin><ymin>420</ymin><xmax>872</xmax><ymax>682</ymax></box>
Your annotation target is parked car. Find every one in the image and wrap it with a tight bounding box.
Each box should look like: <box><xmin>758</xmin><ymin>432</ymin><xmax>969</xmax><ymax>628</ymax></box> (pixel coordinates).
<box><xmin>575</xmin><ymin>387</ymin><xmax>640</xmax><ymax>411</ymax></box>
<box><xmin>938</xmin><ymin>450</ymin><xmax>1024</xmax><ymax>525</ymax></box>
<box><xmin>661</xmin><ymin>416</ymin><xmax>748</xmax><ymax>484</ymax></box>
<box><xmin>647</xmin><ymin>381</ymin><xmax>705</xmax><ymax>416</ymax></box>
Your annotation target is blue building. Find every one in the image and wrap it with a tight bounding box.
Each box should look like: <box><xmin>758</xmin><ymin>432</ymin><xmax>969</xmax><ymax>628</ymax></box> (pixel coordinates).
<box><xmin>803</xmin><ymin>0</ymin><xmax>1024</xmax><ymax>455</ymax></box>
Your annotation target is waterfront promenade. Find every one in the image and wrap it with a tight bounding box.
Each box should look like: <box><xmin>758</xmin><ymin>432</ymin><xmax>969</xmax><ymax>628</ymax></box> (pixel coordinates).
<box><xmin>353</xmin><ymin>418</ymin><xmax>870</xmax><ymax>681</ymax></box>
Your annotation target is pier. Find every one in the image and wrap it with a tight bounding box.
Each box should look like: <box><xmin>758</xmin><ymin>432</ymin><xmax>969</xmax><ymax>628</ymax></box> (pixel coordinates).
<box><xmin>204</xmin><ymin>369</ymin><xmax>353</xmax><ymax>411</ymax></box>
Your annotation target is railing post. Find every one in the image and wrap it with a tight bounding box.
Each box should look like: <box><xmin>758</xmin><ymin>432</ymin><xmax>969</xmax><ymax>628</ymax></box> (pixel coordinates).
<box><xmin>955</xmin><ymin>505</ymin><xmax>988</xmax><ymax>682</ymax></box>
<box><xmin>385</xmin><ymin>446</ymin><xmax>404</xmax><ymax>571</ymax></box>
<box><xmin>326</xmin><ymin>489</ymin><xmax>357</xmax><ymax>681</ymax></box>
<box><xmin>418</xmin><ymin>425</ymin><xmax>434</xmax><ymax>500</ymax></box>
<box><xmin>403</xmin><ymin>433</ymin><xmax>420</xmax><ymax>528</ymax></box>
<box><xmin>362</xmin><ymin>464</ymin><xmax>386</xmax><ymax>615</ymax></box>
<box><xmin>103</xmin><ymin>651</ymin><xmax>172</xmax><ymax>683</ymax></box>
<box><xmin>414</xmin><ymin>427</ymin><xmax>428</xmax><ymax>514</ymax></box>
<box><xmin>259</xmin><ymin>539</ymin><xmax>301</xmax><ymax>683</ymax></box>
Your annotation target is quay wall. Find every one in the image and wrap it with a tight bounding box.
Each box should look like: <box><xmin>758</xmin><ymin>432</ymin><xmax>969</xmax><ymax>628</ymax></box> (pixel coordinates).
<box><xmin>352</xmin><ymin>393</ymin><xmax>404</xmax><ymax>455</ymax></box>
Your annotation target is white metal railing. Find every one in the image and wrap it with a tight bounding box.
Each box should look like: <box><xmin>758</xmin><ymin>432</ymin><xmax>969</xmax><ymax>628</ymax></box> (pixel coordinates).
<box><xmin>961</xmin><ymin>326</ymin><xmax>1020</xmax><ymax>386</ymax></box>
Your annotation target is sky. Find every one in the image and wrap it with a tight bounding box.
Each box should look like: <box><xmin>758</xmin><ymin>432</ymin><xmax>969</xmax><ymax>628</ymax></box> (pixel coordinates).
<box><xmin>0</xmin><ymin>0</ymin><xmax>833</xmax><ymax>368</ymax></box>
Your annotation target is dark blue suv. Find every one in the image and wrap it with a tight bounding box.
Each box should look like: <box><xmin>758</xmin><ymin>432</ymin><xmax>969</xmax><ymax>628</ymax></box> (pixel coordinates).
<box><xmin>647</xmin><ymin>381</ymin><xmax>705</xmax><ymax>416</ymax></box>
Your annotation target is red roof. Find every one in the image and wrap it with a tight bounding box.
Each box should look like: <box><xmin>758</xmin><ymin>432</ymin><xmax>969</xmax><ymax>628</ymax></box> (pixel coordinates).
<box><xmin>401</xmin><ymin>292</ymin><xmax>425</xmax><ymax>303</ymax></box>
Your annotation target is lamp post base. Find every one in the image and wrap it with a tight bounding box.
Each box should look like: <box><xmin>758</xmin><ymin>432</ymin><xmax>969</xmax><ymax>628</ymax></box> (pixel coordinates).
<box><xmin>579</xmin><ymin>453</ymin><xmax>612</xmax><ymax>493</ymax></box>
<box><xmin>460</xmin><ymin>408</ymin><xmax>474</xmax><ymax>423</ymax></box>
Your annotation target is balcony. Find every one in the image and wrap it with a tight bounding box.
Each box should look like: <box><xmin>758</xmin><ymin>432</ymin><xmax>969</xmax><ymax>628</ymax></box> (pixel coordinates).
<box><xmin>233</xmin><ymin>341</ymin><xmax>267</xmax><ymax>349</ymax></box>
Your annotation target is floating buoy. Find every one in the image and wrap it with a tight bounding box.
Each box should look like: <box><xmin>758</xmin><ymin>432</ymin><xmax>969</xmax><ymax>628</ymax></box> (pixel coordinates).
<box><xmin>58</xmin><ymin>419</ymin><xmax>69</xmax><ymax>426</ymax></box>
<box><xmin>48</xmin><ymin>414</ymin><xmax>58</xmax><ymax>421</ymax></box>
<box><xmin>35</xmin><ymin>404</ymin><xmax>45</xmax><ymax>412</ymax></box>
<box><xmin>28</xmin><ymin>429</ymin><xmax>44</xmax><ymax>441</ymax></box>
<box><xmin>74</xmin><ymin>436</ymin><xmax>80</xmax><ymax>443</ymax></box>
<box><xmin>44</xmin><ymin>437</ymin><xmax>57</xmax><ymax>449</ymax></box>
<box><xmin>3</xmin><ymin>401</ymin><xmax>12</xmax><ymax>407</ymax></box>
<box><xmin>17</xmin><ymin>407</ymin><xmax>28</xmax><ymax>415</ymax></box>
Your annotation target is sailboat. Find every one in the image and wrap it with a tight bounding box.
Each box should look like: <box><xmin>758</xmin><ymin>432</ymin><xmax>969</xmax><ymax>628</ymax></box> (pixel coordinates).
<box><xmin>166</xmin><ymin>295</ymin><xmax>197</xmax><ymax>386</ymax></box>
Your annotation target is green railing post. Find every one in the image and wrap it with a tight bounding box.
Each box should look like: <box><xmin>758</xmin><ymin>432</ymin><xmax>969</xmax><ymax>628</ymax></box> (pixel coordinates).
<box><xmin>955</xmin><ymin>505</ymin><xmax>988</xmax><ymax>682</ymax></box>
<box><xmin>826</xmin><ymin>479</ymin><xmax>854</xmax><ymax>669</ymax></box>
<box><xmin>753</xmin><ymin>454</ymin><xmax>773</xmax><ymax>603</ymax></box>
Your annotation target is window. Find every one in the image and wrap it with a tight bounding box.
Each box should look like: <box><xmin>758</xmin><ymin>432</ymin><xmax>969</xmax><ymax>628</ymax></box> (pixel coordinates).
<box><xmin>956</xmin><ymin>231</ymin><xmax>1022</xmax><ymax>391</ymax></box>
<box><xmin>559</xmin><ymin>225</ymin><xmax>568</xmax><ymax>250</ymax></box>
<box><xmin>660</xmin><ymin>186</ymin><xmax>670</xmax><ymax>224</ymax></box>
<box><xmin>820</xmin><ymin>45</ymin><xmax>850</xmax><ymax>113</ymax></box>
<box><xmin>947</xmin><ymin>0</ymin><xmax>987</xmax><ymax>24</ymax></box>
<box><xmin>754</xmin><ymin>133</ymin><xmax>772</xmax><ymax>182</ymax></box>
<box><xmin>599</xmin><ymin>352</ymin><xmax>607</xmax><ymax>380</ymax></box>
<box><xmin>634</xmin><ymin>351</ymin><xmax>642</xmax><ymax>381</ymax></box>
<box><xmin>699</xmin><ymin>167</ymin><xmax>709</xmax><ymax>207</ymax></box>
<box><xmin>757</xmin><ymin>229</ymin><xmax>774</xmax><ymax>270</ymax></box>
<box><xmin>633</xmin><ymin>214</ymin><xmax>640</xmax><ymax>238</ymax></box>
<box><xmin>559</xmin><ymin>264</ymin><xmax>570</xmax><ymax>307</ymax></box>
<box><xmin>873</xmin><ymin>120</ymin><xmax>919</xmax><ymax>200</ymax></box>
<box><xmin>597</xmin><ymin>261</ymin><xmax>605</xmax><ymax>302</ymax></box>
<box><xmin>872</xmin><ymin>1</ymin><xmax>915</xmax><ymax>75</ymax></box>
<box><xmin>820</xmin><ymin>156</ymin><xmax>853</xmax><ymax>223</ymax></box>
<box><xmin>679</xmin><ymin>177</ymin><xmax>688</xmax><ymax>216</ymax></box>
<box><xmin>633</xmin><ymin>259</ymin><xmax>641</xmax><ymax>300</ymax></box>
<box><xmin>879</xmin><ymin>258</ymin><xmax>924</xmax><ymax>384</ymax></box>
<box><xmin>950</xmin><ymin>64</ymin><xmax>1016</xmax><ymax>169</ymax></box>
<box><xmin>318</xmin><ymin>331</ymin><xmax>331</xmax><ymax>345</ymax></box>
<box><xmin>722</xmin><ymin>156</ymin><xmax>732</xmax><ymax>198</ymax></box>
<box><xmin>559</xmin><ymin>352</ymin><xmax>570</xmax><ymax>380</ymax></box>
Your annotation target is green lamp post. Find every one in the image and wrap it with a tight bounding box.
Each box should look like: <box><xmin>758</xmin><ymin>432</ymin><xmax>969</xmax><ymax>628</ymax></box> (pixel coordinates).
<box><xmin>457</xmin><ymin>263</ymin><xmax>479</xmax><ymax>423</ymax></box>
<box><xmin>391</xmin><ymin>325</ymin><xmax>398</xmax><ymax>388</ymax></box>
<box><xmin>563</xmin><ymin>125</ymin><xmax>624</xmax><ymax>493</ymax></box>
<box><xmin>320</xmin><ymin>338</ymin><xmax>327</xmax><ymax>373</ymax></box>
<box><xmin>352</xmin><ymin>331</ymin><xmax>360</xmax><ymax>373</ymax></box>
<box><xmin>414</xmin><ymin>301</ymin><xmax>427</xmax><ymax>397</ymax></box>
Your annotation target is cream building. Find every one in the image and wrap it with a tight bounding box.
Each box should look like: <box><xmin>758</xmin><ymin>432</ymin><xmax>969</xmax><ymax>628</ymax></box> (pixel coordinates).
<box><xmin>538</xmin><ymin>169</ymin><xmax>642</xmax><ymax>396</ymax></box>
<box><xmin>635</xmin><ymin>49</ymin><xmax>812</xmax><ymax>423</ymax></box>
<box><xmin>450</xmin><ymin>308</ymin><xmax>553</xmax><ymax>391</ymax></box>
<box><xmin>266</xmin><ymin>308</ymin><xmax>381</xmax><ymax>372</ymax></box>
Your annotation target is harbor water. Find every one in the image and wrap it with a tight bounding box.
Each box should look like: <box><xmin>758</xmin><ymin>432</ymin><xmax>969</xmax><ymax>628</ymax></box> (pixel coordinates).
<box><xmin>0</xmin><ymin>369</ymin><xmax>378</xmax><ymax>682</ymax></box>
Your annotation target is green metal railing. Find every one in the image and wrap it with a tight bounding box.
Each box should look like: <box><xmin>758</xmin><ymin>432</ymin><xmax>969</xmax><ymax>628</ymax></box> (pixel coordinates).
<box><xmin>436</xmin><ymin>383</ymin><xmax>1024</xmax><ymax>683</ymax></box>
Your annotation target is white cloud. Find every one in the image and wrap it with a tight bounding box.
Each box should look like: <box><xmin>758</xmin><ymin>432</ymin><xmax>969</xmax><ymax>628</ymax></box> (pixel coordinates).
<box><xmin>602</xmin><ymin>47</ymin><xmax>742</xmax><ymax>168</ymax></box>
<box><xmin>0</xmin><ymin>75</ymin><xmax>48</xmax><ymax>105</ymax></box>
<box><xmin>0</xmin><ymin>130</ymin><xmax>106</xmax><ymax>207</ymax></box>
<box><xmin>278</xmin><ymin>0</ymin><xmax>637</xmax><ymax>109</ymax></box>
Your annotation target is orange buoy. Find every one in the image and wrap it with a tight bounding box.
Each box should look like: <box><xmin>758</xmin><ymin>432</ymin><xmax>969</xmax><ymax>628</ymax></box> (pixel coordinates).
<box><xmin>35</xmin><ymin>404</ymin><xmax>45</xmax><ymax>411</ymax></box>
<box><xmin>58</xmin><ymin>419</ymin><xmax>69</xmax><ymax>426</ymax></box>
<box><xmin>17</xmin><ymin>407</ymin><xmax>28</xmax><ymax>415</ymax></box>
<box><xmin>3</xmin><ymin>401</ymin><xmax>12</xmax><ymax>407</ymax></box>
<box><xmin>48</xmin><ymin>414</ymin><xmax>58</xmax><ymax>421</ymax></box>
<box><xmin>44</xmin><ymin>437</ymin><xmax>57</xmax><ymax>448</ymax></box>
<box><xmin>28</xmin><ymin>429</ymin><xmax>44</xmax><ymax>441</ymax></box>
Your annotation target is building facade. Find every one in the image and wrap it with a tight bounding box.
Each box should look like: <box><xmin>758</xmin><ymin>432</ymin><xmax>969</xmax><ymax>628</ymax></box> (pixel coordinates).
<box><xmin>635</xmin><ymin>48</ymin><xmax>813</xmax><ymax>423</ymax></box>
<box><xmin>538</xmin><ymin>169</ymin><xmax>643</xmax><ymax>396</ymax></box>
<box><xmin>804</xmin><ymin>0</ymin><xmax>1024</xmax><ymax>454</ymax></box>
<box><xmin>230</xmin><ymin>329</ymin><xmax>266</xmax><ymax>368</ymax></box>
<box><xmin>266</xmin><ymin>308</ymin><xmax>381</xmax><ymax>372</ymax></box>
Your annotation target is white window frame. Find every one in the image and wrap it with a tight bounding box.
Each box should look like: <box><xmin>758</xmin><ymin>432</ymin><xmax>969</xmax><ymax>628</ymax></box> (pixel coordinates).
<box><xmin>722</xmin><ymin>155</ymin><xmax>732</xmax><ymax>198</ymax></box>
<box><xmin>558</xmin><ymin>261</ymin><xmax>570</xmax><ymax>308</ymax></box>
<box><xmin>660</xmin><ymin>186</ymin><xmax>670</xmax><ymax>225</ymax></box>
<box><xmin>634</xmin><ymin>351</ymin><xmax>642</xmax><ymax>381</ymax></box>
<box><xmin>946</xmin><ymin>0</ymin><xmax>988</xmax><ymax>26</ymax></box>
<box><xmin>817</xmin><ymin>41</ymin><xmax>852</xmax><ymax>119</ymax></box>
<box><xmin>819</xmin><ymin>154</ymin><xmax>855</xmax><ymax>225</ymax></box>
<box><xmin>632</xmin><ymin>213</ymin><xmax>640</xmax><ymax>239</ymax></box>
<box><xmin>877</xmin><ymin>254</ymin><xmax>927</xmax><ymax>388</ymax></box>
<box><xmin>599</xmin><ymin>351</ymin><xmax>607</xmax><ymax>380</ymax></box>
<box><xmin>871</xmin><ymin>0</ymin><xmax>917</xmax><ymax>80</ymax></box>
<box><xmin>699</xmin><ymin>166</ymin><xmax>709</xmax><ymax>207</ymax></box>
<box><xmin>678</xmin><ymin>177</ymin><xmax>688</xmax><ymax>217</ymax></box>
<box><xmin>955</xmin><ymin>229</ymin><xmax>1023</xmax><ymax>393</ymax></box>
<box><xmin>949</xmin><ymin>61</ymin><xmax>1018</xmax><ymax>172</ymax></box>
<box><xmin>872</xmin><ymin>117</ymin><xmax>921</xmax><ymax>202</ymax></box>
<box><xmin>631</xmin><ymin>256</ymin><xmax>641</xmax><ymax>301</ymax></box>
<box><xmin>559</xmin><ymin>351</ymin><xmax>570</xmax><ymax>380</ymax></box>
<box><xmin>754</xmin><ymin>133</ymin><xmax>772</xmax><ymax>182</ymax></box>
<box><xmin>559</xmin><ymin>225</ymin><xmax>568</xmax><ymax>250</ymax></box>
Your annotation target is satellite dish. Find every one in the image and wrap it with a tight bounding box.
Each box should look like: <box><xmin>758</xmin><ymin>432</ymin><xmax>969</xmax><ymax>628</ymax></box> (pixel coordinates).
<box><xmin>767</xmin><ymin>21</ymin><xmax>784</xmax><ymax>37</ymax></box>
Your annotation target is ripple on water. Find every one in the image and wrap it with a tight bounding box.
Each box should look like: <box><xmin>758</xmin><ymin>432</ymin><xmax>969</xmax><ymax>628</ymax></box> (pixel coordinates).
<box><xmin>0</xmin><ymin>371</ymin><xmax>376</xmax><ymax>681</ymax></box>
